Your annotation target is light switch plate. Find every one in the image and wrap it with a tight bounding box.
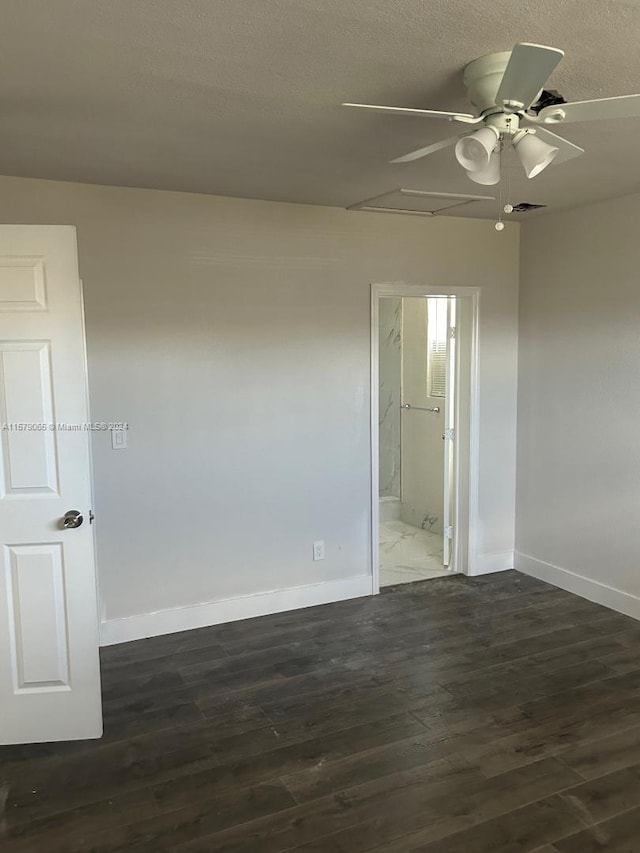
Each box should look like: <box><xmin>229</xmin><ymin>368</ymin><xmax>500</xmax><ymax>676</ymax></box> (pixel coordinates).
<box><xmin>111</xmin><ymin>428</ymin><xmax>127</xmax><ymax>450</ymax></box>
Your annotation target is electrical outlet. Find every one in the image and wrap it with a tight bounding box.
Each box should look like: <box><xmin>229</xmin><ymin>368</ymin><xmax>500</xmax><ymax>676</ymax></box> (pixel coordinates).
<box><xmin>313</xmin><ymin>540</ymin><xmax>325</xmax><ymax>561</ymax></box>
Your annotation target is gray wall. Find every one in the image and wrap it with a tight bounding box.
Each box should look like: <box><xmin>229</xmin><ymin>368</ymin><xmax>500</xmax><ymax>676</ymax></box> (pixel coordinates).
<box><xmin>0</xmin><ymin>176</ymin><xmax>519</xmax><ymax>627</ymax></box>
<box><xmin>517</xmin><ymin>192</ymin><xmax>640</xmax><ymax>611</ymax></box>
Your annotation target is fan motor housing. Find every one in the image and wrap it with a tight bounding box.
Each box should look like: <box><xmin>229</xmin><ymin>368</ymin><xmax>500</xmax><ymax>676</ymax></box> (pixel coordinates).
<box><xmin>463</xmin><ymin>51</ymin><xmax>518</xmax><ymax>113</ymax></box>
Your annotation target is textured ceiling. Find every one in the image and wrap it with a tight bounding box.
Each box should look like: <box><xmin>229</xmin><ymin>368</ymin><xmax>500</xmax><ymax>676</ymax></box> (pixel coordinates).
<box><xmin>2</xmin><ymin>0</ymin><xmax>640</xmax><ymax>219</ymax></box>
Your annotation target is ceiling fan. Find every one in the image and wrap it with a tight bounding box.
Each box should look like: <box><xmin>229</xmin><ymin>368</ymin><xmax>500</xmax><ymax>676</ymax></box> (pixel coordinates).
<box><xmin>343</xmin><ymin>43</ymin><xmax>640</xmax><ymax>185</ymax></box>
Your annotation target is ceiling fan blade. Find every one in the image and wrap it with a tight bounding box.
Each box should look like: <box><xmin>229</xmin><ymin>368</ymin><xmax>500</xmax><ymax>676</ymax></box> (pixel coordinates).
<box><xmin>496</xmin><ymin>43</ymin><xmax>564</xmax><ymax>109</ymax></box>
<box><xmin>538</xmin><ymin>94</ymin><xmax>640</xmax><ymax>124</ymax></box>
<box><xmin>533</xmin><ymin>128</ymin><xmax>584</xmax><ymax>164</ymax></box>
<box><xmin>342</xmin><ymin>103</ymin><xmax>482</xmax><ymax>123</ymax></box>
<box><xmin>390</xmin><ymin>135</ymin><xmax>462</xmax><ymax>163</ymax></box>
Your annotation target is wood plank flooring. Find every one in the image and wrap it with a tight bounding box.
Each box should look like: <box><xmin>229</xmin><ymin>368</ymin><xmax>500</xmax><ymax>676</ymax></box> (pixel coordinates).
<box><xmin>3</xmin><ymin>570</ymin><xmax>640</xmax><ymax>851</ymax></box>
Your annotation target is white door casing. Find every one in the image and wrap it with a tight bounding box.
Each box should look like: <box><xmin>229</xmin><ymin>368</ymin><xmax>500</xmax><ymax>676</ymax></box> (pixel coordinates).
<box><xmin>0</xmin><ymin>225</ymin><xmax>102</xmax><ymax>745</ymax></box>
<box><xmin>442</xmin><ymin>297</ymin><xmax>456</xmax><ymax>566</ymax></box>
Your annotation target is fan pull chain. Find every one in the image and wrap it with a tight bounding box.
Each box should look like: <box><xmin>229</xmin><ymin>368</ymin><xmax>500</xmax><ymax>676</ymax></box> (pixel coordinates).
<box><xmin>496</xmin><ymin>129</ymin><xmax>515</xmax><ymax>231</ymax></box>
<box><xmin>495</xmin><ymin>135</ymin><xmax>505</xmax><ymax>231</ymax></box>
<box><xmin>504</xmin><ymin>136</ymin><xmax>514</xmax><ymax>216</ymax></box>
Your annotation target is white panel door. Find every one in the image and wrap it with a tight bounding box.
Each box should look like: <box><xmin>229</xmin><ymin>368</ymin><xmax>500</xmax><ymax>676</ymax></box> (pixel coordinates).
<box><xmin>0</xmin><ymin>225</ymin><xmax>102</xmax><ymax>744</ymax></box>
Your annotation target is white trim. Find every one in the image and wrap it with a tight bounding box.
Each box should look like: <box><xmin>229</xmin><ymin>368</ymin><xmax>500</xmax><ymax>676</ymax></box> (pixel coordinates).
<box><xmin>516</xmin><ymin>553</ymin><xmax>640</xmax><ymax>622</ymax></box>
<box><xmin>466</xmin><ymin>290</ymin><xmax>481</xmax><ymax>580</ymax></box>
<box><xmin>469</xmin><ymin>550</ymin><xmax>514</xmax><ymax>576</ymax></box>
<box><xmin>370</xmin><ymin>290</ymin><xmax>380</xmax><ymax>594</ymax></box>
<box><xmin>99</xmin><ymin>575</ymin><xmax>372</xmax><ymax>646</ymax></box>
<box><xmin>370</xmin><ymin>283</ymin><xmax>480</xmax><ymax>591</ymax></box>
<box><xmin>79</xmin><ymin>276</ymin><xmax>104</xmax><ymax>624</ymax></box>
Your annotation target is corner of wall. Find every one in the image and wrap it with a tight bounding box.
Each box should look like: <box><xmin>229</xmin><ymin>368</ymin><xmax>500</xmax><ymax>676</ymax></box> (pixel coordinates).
<box><xmin>516</xmin><ymin>552</ymin><xmax>640</xmax><ymax>622</ymax></box>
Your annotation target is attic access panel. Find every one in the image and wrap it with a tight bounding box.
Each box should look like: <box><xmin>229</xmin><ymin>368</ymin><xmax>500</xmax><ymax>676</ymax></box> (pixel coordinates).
<box><xmin>348</xmin><ymin>188</ymin><xmax>495</xmax><ymax>216</ymax></box>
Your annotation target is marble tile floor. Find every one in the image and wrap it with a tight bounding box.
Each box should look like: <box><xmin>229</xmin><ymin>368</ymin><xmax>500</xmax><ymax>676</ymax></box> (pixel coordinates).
<box><xmin>380</xmin><ymin>518</ymin><xmax>451</xmax><ymax>586</ymax></box>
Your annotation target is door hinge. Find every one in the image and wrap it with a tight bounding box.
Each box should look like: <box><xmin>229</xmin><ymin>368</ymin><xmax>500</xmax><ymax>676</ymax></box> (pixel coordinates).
<box><xmin>445</xmin><ymin>525</ymin><xmax>453</xmax><ymax>540</ymax></box>
<box><xmin>443</xmin><ymin>428</ymin><xmax>455</xmax><ymax>441</ymax></box>
<box><xmin>449</xmin><ymin>326</ymin><xmax>456</xmax><ymax>339</ymax></box>
<box><xmin>89</xmin><ymin>510</ymin><xmax>95</xmax><ymax>524</ymax></box>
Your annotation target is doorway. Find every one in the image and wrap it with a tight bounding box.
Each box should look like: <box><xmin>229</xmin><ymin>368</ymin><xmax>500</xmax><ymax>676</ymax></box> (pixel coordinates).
<box><xmin>371</xmin><ymin>283</ymin><xmax>479</xmax><ymax>591</ymax></box>
<box><xmin>379</xmin><ymin>295</ymin><xmax>452</xmax><ymax>586</ymax></box>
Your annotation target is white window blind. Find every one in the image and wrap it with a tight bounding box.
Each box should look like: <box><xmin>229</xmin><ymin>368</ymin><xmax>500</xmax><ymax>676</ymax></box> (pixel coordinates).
<box><xmin>427</xmin><ymin>298</ymin><xmax>448</xmax><ymax>398</ymax></box>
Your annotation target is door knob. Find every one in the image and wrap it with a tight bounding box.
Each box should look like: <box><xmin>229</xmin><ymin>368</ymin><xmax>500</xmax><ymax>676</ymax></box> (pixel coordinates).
<box><xmin>62</xmin><ymin>510</ymin><xmax>84</xmax><ymax>529</ymax></box>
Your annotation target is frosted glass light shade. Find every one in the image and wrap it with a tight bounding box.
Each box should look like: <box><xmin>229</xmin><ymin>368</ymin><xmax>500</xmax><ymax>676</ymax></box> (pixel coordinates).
<box><xmin>467</xmin><ymin>150</ymin><xmax>501</xmax><ymax>185</ymax></box>
<box><xmin>514</xmin><ymin>131</ymin><xmax>559</xmax><ymax>178</ymax></box>
<box><xmin>455</xmin><ymin>127</ymin><xmax>500</xmax><ymax>171</ymax></box>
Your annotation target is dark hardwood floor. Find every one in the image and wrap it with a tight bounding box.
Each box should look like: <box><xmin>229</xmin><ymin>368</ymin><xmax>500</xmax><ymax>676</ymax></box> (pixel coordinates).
<box><xmin>3</xmin><ymin>570</ymin><xmax>640</xmax><ymax>851</ymax></box>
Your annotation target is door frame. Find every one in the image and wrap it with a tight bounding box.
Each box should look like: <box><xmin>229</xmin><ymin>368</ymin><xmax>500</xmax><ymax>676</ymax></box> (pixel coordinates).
<box><xmin>79</xmin><ymin>279</ymin><xmax>103</xmax><ymax>624</ymax></box>
<box><xmin>370</xmin><ymin>282</ymin><xmax>480</xmax><ymax>593</ymax></box>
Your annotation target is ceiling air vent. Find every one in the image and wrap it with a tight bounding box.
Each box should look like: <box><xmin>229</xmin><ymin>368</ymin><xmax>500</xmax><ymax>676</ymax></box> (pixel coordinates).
<box><xmin>512</xmin><ymin>202</ymin><xmax>547</xmax><ymax>212</ymax></box>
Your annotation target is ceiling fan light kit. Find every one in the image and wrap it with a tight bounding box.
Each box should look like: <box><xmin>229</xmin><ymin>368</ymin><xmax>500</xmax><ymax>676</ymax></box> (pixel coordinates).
<box><xmin>344</xmin><ymin>41</ymin><xmax>640</xmax><ymax>191</ymax></box>
<box><xmin>454</xmin><ymin>125</ymin><xmax>500</xmax><ymax>171</ymax></box>
<box><xmin>513</xmin><ymin>129</ymin><xmax>559</xmax><ymax>178</ymax></box>
<box><xmin>467</xmin><ymin>149</ymin><xmax>501</xmax><ymax>185</ymax></box>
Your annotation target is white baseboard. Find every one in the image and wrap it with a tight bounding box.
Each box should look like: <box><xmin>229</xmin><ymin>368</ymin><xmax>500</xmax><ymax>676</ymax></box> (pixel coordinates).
<box><xmin>379</xmin><ymin>496</ymin><xmax>401</xmax><ymax>523</ymax></box>
<box><xmin>100</xmin><ymin>575</ymin><xmax>373</xmax><ymax>646</ymax></box>
<box><xmin>515</xmin><ymin>552</ymin><xmax>640</xmax><ymax>622</ymax></box>
<box><xmin>468</xmin><ymin>550</ymin><xmax>514</xmax><ymax>576</ymax></box>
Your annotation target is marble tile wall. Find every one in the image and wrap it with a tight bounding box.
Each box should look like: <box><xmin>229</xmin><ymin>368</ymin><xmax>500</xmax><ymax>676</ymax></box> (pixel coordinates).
<box><xmin>378</xmin><ymin>298</ymin><xmax>402</xmax><ymax>498</ymax></box>
<box><xmin>399</xmin><ymin>297</ymin><xmax>445</xmax><ymax>534</ymax></box>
